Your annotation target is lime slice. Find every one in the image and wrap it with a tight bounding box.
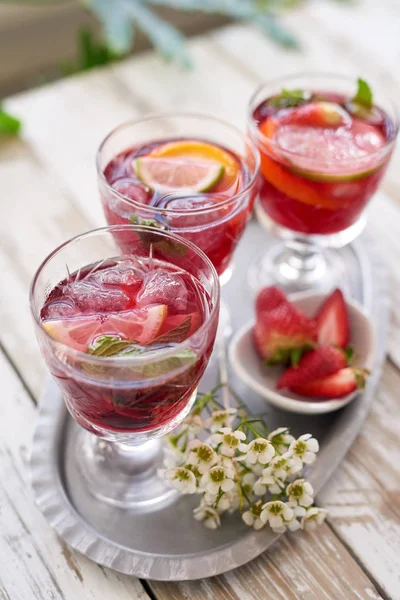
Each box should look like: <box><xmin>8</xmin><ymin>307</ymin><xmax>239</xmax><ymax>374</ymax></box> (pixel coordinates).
<box><xmin>43</xmin><ymin>304</ymin><xmax>168</xmax><ymax>351</ymax></box>
<box><xmin>134</xmin><ymin>156</ymin><xmax>224</xmax><ymax>193</ymax></box>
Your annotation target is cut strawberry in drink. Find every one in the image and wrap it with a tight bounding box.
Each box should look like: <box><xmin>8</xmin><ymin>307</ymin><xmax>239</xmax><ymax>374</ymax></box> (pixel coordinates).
<box><xmin>315</xmin><ymin>289</ymin><xmax>349</xmax><ymax>348</ymax></box>
<box><xmin>254</xmin><ymin>300</ymin><xmax>317</xmax><ymax>365</ymax></box>
<box><xmin>291</xmin><ymin>367</ymin><xmax>368</xmax><ymax>399</ymax></box>
<box><xmin>43</xmin><ymin>304</ymin><xmax>168</xmax><ymax>351</ymax></box>
<box><xmin>277</xmin><ymin>346</ymin><xmax>347</xmax><ymax>390</ymax></box>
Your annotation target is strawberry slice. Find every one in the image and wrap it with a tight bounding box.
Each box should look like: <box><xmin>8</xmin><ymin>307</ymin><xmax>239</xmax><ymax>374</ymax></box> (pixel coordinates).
<box><xmin>277</xmin><ymin>346</ymin><xmax>347</xmax><ymax>390</ymax></box>
<box><xmin>291</xmin><ymin>367</ymin><xmax>368</xmax><ymax>399</ymax></box>
<box><xmin>315</xmin><ymin>289</ymin><xmax>349</xmax><ymax>348</ymax></box>
<box><xmin>255</xmin><ymin>286</ymin><xmax>287</xmax><ymax>315</ymax></box>
<box><xmin>254</xmin><ymin>300</ymin><xmax>317</xmax><ymax>366</ymax></box>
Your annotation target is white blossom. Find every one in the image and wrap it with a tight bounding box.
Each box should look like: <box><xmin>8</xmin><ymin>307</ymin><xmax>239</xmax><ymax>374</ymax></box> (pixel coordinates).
<box><xmin>260</xmin><ymin>501</ymin><xmax>294</xmax><ymax>532</ymax></box>
<box><xmin>201</xmin><ymin>464</ymin><xmax>235</xmax><ymax>495</ymax></box>
<box><xmin>268</xmin><ymin>427</ymin><xmax>295</xmax><ymax>453</ymax></box>
<box><xmin>242</xmin><ymin>501</ymin><xmax>265</xmax><ymax>530</ymax></box>
<box><xmin>165</xmin><ymin>467</ymin><xmax>197</xmax><ymax>494</ymax></box>
<box><xmin>207</xmin><ymin>408</ymin><xmax>237</xmax><ymax>432</ymax></box>
<box><xmin>287</xmin><ymin>479</ymin><xmax>314</xmax><ymax>508</ymax></box>
<box><xmin>241</xmin><ymin>438</ymin><xmax>275</xmax><ymax>466</ymax></box>
<box><xmin>211</xmin><ymin>427</ymin><xmax>247</xmax><ymax>457</ymax></box>
<box><xmin>254</xmin><ymin>473</ymin><xmax>285</xmax><ymax>496</ymax></box>
<box><xmin>187</xmin><ymin>440</ymin><xmax>217</xmax><ymax>474</ymax></box>
<box><xmin>266</xmin><ymin>452</ymin><xmax>298</xmax><ymax>480</ymax></box>
<box><xmin>194</xmin><ymin>504</ymin><xmax>221</xmax><ymax>529</ymax></box>
<box><xmin>182</xmin><ymin>413</ymin><xmax>205</xmax><ymax>434</ymax></box>
<box><xmin>302</xmin><ymin>507</ymin><xmax>328</xmax><ymax>530</ymax></box>
<box><xmin>285</xmin><ymin>515</ymin><xmax>302</xmax><ymax>532</ymax></box>
<box><xmin>205</xmin><ymin>489</ymin><xmax>238</xmax><ymax>511</ymax></box>
<box><xmin>289</xmin><ymin>434</ymin><xmax>319</xmax><ymax>466</ymax></box>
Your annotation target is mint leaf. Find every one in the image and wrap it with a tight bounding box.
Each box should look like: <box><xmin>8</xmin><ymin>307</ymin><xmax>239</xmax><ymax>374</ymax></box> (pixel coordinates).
<box><xmin>269</xmin><ymin>88</ymin><xmax>310</xmax><ymax>109</ymax></box>
<box><xmin>128</xmin><ymin>215</ymin><xmax>188</xmax><ymax>257</ymax></box>
<box><xmin>151</xmin><ymin>315</ymin><xmax>192</xmax><ymax>345</ymax></box>
<box><xmin>0</xmin><ymin>106</ymin><xmax>21</xmax><ymax>136</ymax></box>
<box><xmin>88</xmin><ymin>335</ymin><xmax>142</xmax><ymax>357</ymax></box>
<box><xmin>352</xmin><ymin>78</ymin><xmax>373</xmax><ymax>108</ymax></box>
<box><xmin>132</xmin><ymin>348</ymin><xmax>197</xmax><ymax>378</ymax></box>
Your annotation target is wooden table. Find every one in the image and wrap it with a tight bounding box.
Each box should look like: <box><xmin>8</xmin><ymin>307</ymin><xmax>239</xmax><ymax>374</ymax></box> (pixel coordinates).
<box><xmin>2</xmin><ymin>1</ymin><xmax>400</xmax><ymax>598</ymax></box>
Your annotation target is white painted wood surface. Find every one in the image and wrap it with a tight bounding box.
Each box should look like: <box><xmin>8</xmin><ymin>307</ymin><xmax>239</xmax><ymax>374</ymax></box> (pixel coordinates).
<box><xmin>2</xmin><ymin>1</ymin><xmax>400</xmax><ymax>597</ymax></box>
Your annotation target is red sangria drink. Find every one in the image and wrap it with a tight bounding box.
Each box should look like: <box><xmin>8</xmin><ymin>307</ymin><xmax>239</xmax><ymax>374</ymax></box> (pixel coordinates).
<box><xmin>30</xmin><ymin>225</ymin><xmax>220</xmax><ymax>507</ymax></box>
<box><xmin>247</xmin><ymin>74</ymin><xmax>398</xmax><ymax>289</ymax></box>
<box><xmin>97</xmin><ymin>114</ymin><xmax>260</xmax><ymax>280</ymax></box>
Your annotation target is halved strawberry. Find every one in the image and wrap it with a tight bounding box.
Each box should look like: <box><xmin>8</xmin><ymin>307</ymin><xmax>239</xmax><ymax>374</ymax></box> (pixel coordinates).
<box><xmin>254</xmin><ymin>301</ymin><xmax>317</xmax><ymax>366</ymax></box>
<box><xmin>315</xmin><ymin>289</ymin><xmax>349</xmax><ymax>348</ymax></box>
<box><xmin>277</xmin><ymin>346</ymin><xmax>347</xmax><ymax>389</ymax></box>
<box><xmin>291</xmin><ymin>367</ymin><xmax>368</xmax><ymax>399</ymax></box>
<box><xmin>255</xmin><ymin>286</ymin><xmax>287</xmax><ymax>315</ymax></box>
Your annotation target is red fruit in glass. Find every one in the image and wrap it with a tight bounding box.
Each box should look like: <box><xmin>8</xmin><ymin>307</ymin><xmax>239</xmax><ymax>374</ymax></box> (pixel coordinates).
<box><xmin>251</xmin><ymin>92</ymin><xmax>396</xmax><ymax>235</ymax></box>
<box><xmin>40</xmin><ymin>257</ymin><xmax>213</xmax><ymax>435</ymax></box>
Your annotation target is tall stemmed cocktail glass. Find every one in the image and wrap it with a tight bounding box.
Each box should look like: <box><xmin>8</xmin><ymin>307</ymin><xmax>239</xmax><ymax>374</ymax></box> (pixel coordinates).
<box><xmin>247</xmin><ymin>73</ymin><xmax>398</xmax><ymax>291</ymax></box>
<box><xmin>30</xmin><ymin>225</ymin><xmax>220</xmax><ymax>508</ymax></box>
<box><xmin>96</xmin><ymin>113</ymin><xmax>260</xmax><ymax>287</ymax></box>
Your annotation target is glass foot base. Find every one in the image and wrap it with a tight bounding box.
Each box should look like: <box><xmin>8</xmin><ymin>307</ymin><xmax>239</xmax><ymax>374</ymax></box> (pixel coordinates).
<box><xmin>76</xmin><ymin>432</ymin><xmax>177</xmax><ymax>509</ymax></box>
<box><xmin>248</xmin><ymin>242</ymin><xmax>347</xmax><ymax>294</ymax></box>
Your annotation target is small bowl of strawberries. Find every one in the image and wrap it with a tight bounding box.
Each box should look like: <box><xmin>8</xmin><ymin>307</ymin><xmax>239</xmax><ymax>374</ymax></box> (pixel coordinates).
<box><xmin>229</xmin><ymin>287</ymin><xmax>375</xmax><ymax>414</ymax></box>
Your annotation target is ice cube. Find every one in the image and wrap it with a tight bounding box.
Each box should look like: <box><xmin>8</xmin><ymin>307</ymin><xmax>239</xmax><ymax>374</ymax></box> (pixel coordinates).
<box><xmin>64</xmin><ymin>281</ymin><xmax>130</xmax><ymax>313</ymax></box>
<box><xmin>93</xmin><ymin>263</ymin><xmax>143</xmax><ymax>291</ymax></box>
<box><xmin>113</xmin><ymin>178</ymin><xmax>151</xmax><ymax>205</ymax></box>
<box><xmin>44</xmin><ymin>300</ymin><xmax>76</xmax><ymax>319</ymax></box>
<box><xmin>136</xmin><ymin>269</ymin><xmax>188</xmax><ymax>312</ymax></box>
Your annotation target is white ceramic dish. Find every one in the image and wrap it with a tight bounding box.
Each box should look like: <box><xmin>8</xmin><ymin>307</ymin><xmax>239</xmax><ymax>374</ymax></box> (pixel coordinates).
<box><xmin>229</xmin><ymin>291</ymin><xmax>376</xmax><ymax>414</ymax></box>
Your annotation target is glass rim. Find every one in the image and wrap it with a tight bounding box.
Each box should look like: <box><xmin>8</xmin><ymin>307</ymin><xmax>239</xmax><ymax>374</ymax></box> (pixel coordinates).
<box><xmin>30</xmin><ymin>224</ymin><xmax>220</xmax><ymax>366</ymax></box>
<box><xmin>247</xmin><ymin>71</ymin><xmax>399</xmax><ymax>165</ymax></box>
<box><xmin>96</xmin><ymin>112</ymin><xmax>260</xmax><ymax>216</ymax></box>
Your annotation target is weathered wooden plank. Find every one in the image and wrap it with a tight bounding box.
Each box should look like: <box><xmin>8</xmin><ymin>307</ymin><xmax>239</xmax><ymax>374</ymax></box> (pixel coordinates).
<box><xmin>112</xmin><ymin>38</ymin><xmax>255</xmax><ymax>126</ymax></box>
<box><xmin>0</xmin><ymin>349</ymin><xmax>149</xmax><ymax>600</ymax></box>
<box><xmin>0</xmin><ymin>138</ymin><xmax>93</xmax><ymax>397</ymax></box>
<box><xmin>4</xmin><ymin>68</ymin><xmax>141</xmax><ymax>227</ymax></box>
<box><xmin>319</xmin><ymin>362</ymin><xmax>400</xmax><ymax>599</ymax></box>
<box><xmin>150</xmin><ymin>525</ymin><xmax>383</xmax><ymax>600</ymax></box>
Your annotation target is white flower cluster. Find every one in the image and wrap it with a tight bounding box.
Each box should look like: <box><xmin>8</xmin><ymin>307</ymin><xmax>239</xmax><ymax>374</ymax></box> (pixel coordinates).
<box><xmin>162</xmin><ymin>390</ymin><xmax>327</xmax><ymax>534</ymax></box>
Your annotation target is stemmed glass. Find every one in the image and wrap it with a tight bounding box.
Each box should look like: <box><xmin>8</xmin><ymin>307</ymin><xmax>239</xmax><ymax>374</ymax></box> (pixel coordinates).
<box><xmin>96</xmin><ymin>114</ymin><xmax>260</xmax><ymax>333</ymax></box>
<box><xmin>247</xmin><ymin>73</ymin><xmax>398</xmax><ymax>291</ymax></box>
<box><xmin>30</xmin><ymin>225</ymin><xmax>220</xmax><ymax>508</ymax></box>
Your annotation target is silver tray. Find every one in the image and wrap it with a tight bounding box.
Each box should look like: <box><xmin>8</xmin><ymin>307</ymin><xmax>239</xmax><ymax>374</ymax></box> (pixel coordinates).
<box><xmin>31</xmin><ymin>221</ymin><xmax>389</xmax><ymax>581</ymax></box>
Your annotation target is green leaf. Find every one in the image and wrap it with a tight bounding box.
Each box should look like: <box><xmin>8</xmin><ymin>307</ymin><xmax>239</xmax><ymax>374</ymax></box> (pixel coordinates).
<box><xmin>151</xmin><ymin>315</ymin><xmax>192</xmax><ymax>344</ymax></box>
<box><xmin>88</xmin><ymin>335</ymin><xmax>142</xmax><ymax>357</ymax></box>
<box><xmin>0</xmin><ymin>106</ymin><xmax>21</xmax><ymax>136</ymax></box>
<box><xmin>352</xmin><ymin>78</ymin><xmax>373</xmax><ymax>108</ymax></box>
<box><xmin>268</xmin><ymin>88</ymin><xmax>310</xmax><ymax>109</ymax></box>
<box><xmin>128</xmin><ymin>215</ymin><xmax>188</xmax><ymax>257</ymax></box>
<box><xmin>86</xmin><ymin>0</ymin><xmax>135</xmax><ymax>54</ymax></box>
<box><xmin>290</xmin><ymin>347</ymin><xmax>303</xmax><ymax>368</ymax></box>
<box><xmin>343</xmin><ymin>345</ymin><xmax>354</xmax><ymax>364</ymax></box>
<box><xmin>132</xmin><ymin>348</ymin><xmax>197</xmax><ymax>378</ymax></box>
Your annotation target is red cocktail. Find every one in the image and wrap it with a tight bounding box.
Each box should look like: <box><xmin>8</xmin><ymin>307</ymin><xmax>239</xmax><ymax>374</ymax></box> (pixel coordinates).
<box><xmin>97</xmin><ymin>115</ymin><xmax>260</xmax><ymax>278</ymax></box>
<box><xmin>249</xmin><ymin>79</ymin><xmax>396</xmax><ymax>236</ymax></box>
<box><xmin>30</xmin><ymin>226</ymin><xmax>220</xmax><ymax>506</ymax></box>
<box><xmin>247</xmin><ymin>75</ymin><xmax>398</xmax><ymax>290</ymax></box>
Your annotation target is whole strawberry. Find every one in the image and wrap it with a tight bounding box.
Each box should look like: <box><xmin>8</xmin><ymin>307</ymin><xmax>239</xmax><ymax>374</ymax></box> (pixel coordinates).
<box><xmin>254</xmin><ymin>286</ymin><xmax>317</xmax><ymax>366</ymax></box>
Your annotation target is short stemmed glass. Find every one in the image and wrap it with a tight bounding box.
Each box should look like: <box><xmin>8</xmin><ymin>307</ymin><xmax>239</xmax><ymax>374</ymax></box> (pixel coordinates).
<box><xmin>96</xmin><ymin>113</ymin><xmax>260</xmax><ymax>334</ymax></box>
<box><xmin>30</xmin><ymin>225</ymin><xmax>220</xmax><ymax>508</ymax></box>
<box><xmin>247</xmin><ymin>73</ymin><xmax>398</xmax><ymax>291</ymax></box>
